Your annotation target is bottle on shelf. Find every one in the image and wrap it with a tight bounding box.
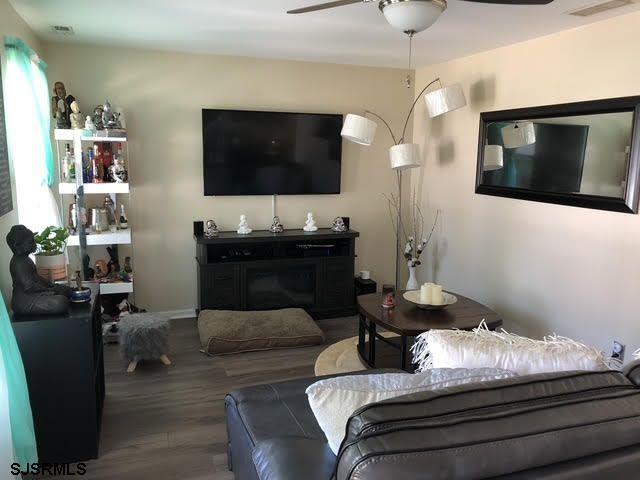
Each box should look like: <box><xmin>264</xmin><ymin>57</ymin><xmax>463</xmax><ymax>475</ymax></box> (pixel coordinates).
<box><xmin>68</xmin><ymin>146</ymin><xmax>76</xmax><ymax>182</ymax></box>
<box><xmin>68</xmin><ymin>195</ymin><xmax>87</xmax><ymax>234</ymax></box>
<box><xmin>92</xmin><ymin>143</ymin><xmax>105</xmax><ymax>183</ymax></box>
<box><xmin>101</xmin><ymin>143</ymin><xmax>113</xmax><ymax>182</ymax></box>
<box><xmin>84</xmin><ymin>147</ymin><xmax>93</xmax><ymax>183</ymax></box>
<box><xmin>119</xmin><ymin>204</ymin><xmax>128</xmax><ymax>229</ymax></box>
<box><xmin>62</xmin><ymin>143</ymin><xmax>72</xmax><ymax>182</ymax></box>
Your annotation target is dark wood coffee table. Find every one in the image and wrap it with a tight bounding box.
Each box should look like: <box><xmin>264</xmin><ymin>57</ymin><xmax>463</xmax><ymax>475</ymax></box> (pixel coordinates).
<box><xmin>357</xmin><ymin>291</ymin><xmax>503</xmax><ymax>372</ymax></box>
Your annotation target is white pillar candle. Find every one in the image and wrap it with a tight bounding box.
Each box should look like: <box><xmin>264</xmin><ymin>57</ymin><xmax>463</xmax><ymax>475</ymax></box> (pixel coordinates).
<box><xmin>430</xmin><ymin>284</ymin><xmax>444</xmax><ymax>306</ymax></box>
<box><xmin>420</xmin><ymin>284</ymin><xmax>431</xmax><ymax>304</ymax></box>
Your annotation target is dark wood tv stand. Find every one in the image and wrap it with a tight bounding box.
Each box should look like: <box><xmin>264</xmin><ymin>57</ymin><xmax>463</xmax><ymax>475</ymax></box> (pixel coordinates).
<box><xmin>194</xmin><ymin>229</ymin><xmax>359</xmax><ymax>319</ymax></box>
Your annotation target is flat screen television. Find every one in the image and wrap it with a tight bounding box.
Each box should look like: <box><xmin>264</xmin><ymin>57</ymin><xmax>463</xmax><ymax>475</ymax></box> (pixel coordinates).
<box><xmin>202</xmin><ymin>109</ymin><xmax>343</xmax><ymax>195</ymax></box>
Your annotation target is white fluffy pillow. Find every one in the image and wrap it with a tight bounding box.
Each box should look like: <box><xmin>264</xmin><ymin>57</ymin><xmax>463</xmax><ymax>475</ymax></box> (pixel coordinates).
<box><xmin>306</xmin><ymin>368</ymin><xmax>516</xmax><ymax>455</ymax></box>
<box><xmin>412</xmin><ymin>323</ymin><xmax>610</xmax><ymax>375</ymax></box>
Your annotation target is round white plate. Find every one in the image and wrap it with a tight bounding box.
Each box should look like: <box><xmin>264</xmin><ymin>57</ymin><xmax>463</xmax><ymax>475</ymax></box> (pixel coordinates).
<box><xmin>403</xmin><ymin>290</ymin><xmax>458</xmax><ymax>310</ymax></box>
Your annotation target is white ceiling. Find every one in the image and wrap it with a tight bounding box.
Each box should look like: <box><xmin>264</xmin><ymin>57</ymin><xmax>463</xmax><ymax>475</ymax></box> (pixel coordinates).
<box><xmin>10</xmin><ymin>0</ymin><xmax>640</xmax><ymax>69</ymax></box>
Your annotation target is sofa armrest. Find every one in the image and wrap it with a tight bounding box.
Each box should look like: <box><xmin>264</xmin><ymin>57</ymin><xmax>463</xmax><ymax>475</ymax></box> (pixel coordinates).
<box><xmin>623</xmin><ymin>360</ymin><xmax>640</xmax><ymax>386</ymax></box>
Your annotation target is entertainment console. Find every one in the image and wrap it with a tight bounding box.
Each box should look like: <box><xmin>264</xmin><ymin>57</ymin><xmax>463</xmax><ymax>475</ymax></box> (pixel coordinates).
<box><xmin>194</xmin><ymin>229</ymin><xmax>359</xmax><ymax>319</ymax></box>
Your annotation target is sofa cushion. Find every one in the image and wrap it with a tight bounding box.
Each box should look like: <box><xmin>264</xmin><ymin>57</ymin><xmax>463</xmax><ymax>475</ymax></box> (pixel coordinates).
<box><xmin>306</xmin><ymin>368</ymin><xmax>516</xmax><ymax>454</ymax></box>
<box><xmin>198</xmin><ymin>308</ymin><xmax>325</xmax><ymax>355</ymax></box>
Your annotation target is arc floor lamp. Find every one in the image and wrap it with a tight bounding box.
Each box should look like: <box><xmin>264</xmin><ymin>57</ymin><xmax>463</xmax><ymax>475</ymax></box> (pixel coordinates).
<box><xmin>341</xmin><ymin>78</ymin><xmax>467</xmax><ymax>290</ymax></box>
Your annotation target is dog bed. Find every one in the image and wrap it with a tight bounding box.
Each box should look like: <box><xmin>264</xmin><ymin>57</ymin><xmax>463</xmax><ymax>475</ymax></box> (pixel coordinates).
<box><xmin>198</xmin><ymin>308</ymin><xmax>325</xmax><ymax>355</ymax></box>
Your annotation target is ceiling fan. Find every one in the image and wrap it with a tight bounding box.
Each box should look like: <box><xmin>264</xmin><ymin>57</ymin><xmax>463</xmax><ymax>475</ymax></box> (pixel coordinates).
<box><xmin>288</xmin><ymin>0</ymin><xmax>554</xmax><ymax>35</ymax></box>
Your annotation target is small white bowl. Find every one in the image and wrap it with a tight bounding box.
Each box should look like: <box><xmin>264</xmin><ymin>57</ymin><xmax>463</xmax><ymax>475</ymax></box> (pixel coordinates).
<box><xmin>403</xmin><ymin>290</ymin><xmax>458</xmax><ymax>310</ymax></box>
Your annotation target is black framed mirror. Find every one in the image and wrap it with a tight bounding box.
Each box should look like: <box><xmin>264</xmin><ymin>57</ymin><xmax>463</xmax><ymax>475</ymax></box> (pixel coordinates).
<box><xmin>476</xmin><ymin>96</ymin><xmax>640</xmax><ymax>213</ymax></box>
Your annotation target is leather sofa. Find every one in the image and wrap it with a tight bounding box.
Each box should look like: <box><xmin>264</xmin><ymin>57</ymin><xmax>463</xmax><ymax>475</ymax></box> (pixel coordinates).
<box><xmin>225</xmin><ymin>361</ymin><xmax>640</xmax><ymax>479</ymax></box>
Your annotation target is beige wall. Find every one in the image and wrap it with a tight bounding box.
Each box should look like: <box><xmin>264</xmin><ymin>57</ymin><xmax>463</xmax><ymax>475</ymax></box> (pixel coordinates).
<box><xmin>0</xmin><ymin>0</ymin><xmax>41</xmax><ymax>304</ymax></box>
<box><xmin>412</xmin><ymin>11</ymin><xmax>640</xmax><ymax>356</ymax></box>
<box><xmin>43</xmin><ymin>42</ymin><xmax>413</xmax><ymax>312</ymax></box>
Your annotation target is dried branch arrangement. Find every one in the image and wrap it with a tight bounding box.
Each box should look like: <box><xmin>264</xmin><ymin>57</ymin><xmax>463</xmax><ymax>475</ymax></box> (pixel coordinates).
<box><xmin>384</xmin><ymin>191</ymin><xmax>440</xmax><ymax>268</ymax></box>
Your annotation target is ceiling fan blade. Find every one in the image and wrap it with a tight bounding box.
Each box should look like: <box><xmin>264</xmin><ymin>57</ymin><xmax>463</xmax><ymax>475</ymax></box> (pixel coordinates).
<box><xmin>287</xmin><ymin>0</ymin><xmax>364</xmax><ymax>14</ymax></box>
<box><xmin>460</xmin><ymin>0</ymin><xmax>554</xmax><ymax>4</ymax></box>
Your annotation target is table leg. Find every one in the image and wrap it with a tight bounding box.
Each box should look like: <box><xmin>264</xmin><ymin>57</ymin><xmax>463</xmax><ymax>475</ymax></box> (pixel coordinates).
<box><xmin>400</xmin><ymin>335</ymin><xmax>408</xmax><ymax>371</ymax></box>
<box><xmin>368</xmin><ymin>319</ymin><xmax>376</xmax><ymax>368</ymax></box>
<box><xmin>358</xmin><ymin>313</ymin><xmax>365</xmax><ymax>356</ymax></box>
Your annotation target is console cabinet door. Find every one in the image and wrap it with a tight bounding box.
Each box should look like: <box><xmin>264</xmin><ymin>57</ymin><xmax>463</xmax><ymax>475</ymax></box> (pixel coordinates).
<box><xmin>199</xmin><ymin>264</ymin><xmax>240</xmax><ymax>310</ymax></box>
<box><xmin>322</xmin><ymin>257</ymin><xmax>355</xmax><ymax>309</ymax></box>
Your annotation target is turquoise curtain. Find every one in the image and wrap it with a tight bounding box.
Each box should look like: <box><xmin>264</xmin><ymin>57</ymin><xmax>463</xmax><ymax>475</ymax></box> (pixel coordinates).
<box><xmin>4</xmin><ymin>36</ymin><xmax>54</xmax><ymax>186</ymax></box>
<box><xmin>0</xmin><ymin>293</ymin><xmax>37</xmax><ymax>469</ymax></box>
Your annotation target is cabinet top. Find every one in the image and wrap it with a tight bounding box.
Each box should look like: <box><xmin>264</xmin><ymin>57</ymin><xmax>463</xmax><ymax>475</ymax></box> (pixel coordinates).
<box><xmin>10</xmin><ymin>284</ymin><xmax>99</xmax><ymax>323</ymax></box>
<box><xmin>194</xmin><ymin>228</ymin><xmax>359</xmax><ymax>244</ymax></box>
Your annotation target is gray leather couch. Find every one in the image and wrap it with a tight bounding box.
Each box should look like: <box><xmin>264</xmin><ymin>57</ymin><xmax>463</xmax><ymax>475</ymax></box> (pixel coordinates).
<box><xmin>225</xmin><ymin>362</ymin><xmax>640</xmax><ymax>479</ymax></box>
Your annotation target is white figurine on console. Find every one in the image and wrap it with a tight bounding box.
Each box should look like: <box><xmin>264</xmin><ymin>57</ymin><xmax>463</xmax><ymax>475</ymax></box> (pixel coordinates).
<box><xmin>237</xmin><ymin>214</ymin><xmax>252</xmax><ymax>235</ymax></box>
<box><xmin>303</xmin><ymin>212</ymin><xmax>318</xmax><ymax>232</ymax></box>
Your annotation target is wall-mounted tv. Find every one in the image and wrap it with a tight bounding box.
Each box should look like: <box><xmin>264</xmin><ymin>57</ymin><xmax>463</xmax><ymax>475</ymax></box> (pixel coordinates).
<box><xmin>202</xmin><ymin>109</ymin><xmax>343</xmax><ymax>196</ymax></box>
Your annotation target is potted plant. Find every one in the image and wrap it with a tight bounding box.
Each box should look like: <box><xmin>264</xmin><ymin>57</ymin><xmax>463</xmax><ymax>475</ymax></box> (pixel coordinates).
<box><xmin>34</xmin><ymin>226</ymin><xmax>70</xmax><ymax>282</ymax></box>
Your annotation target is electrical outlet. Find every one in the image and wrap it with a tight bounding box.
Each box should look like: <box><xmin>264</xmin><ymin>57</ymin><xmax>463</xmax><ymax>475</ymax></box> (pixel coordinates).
<box><xmin>612</xmin><ymin>341</ymin><xmax>626</xmax><ymax>363</ymax></box>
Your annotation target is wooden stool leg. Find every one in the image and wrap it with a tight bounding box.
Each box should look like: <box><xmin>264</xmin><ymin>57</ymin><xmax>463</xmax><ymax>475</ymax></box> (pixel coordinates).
<box><xmin>126</xmin><ymin>360</ymin><xmax>138</xmax><ymax>373</ymax></box>
<box><xmin>160</xmin><ymin>354</ymin><xmax>171</xmax><ymax>366</ymax></box>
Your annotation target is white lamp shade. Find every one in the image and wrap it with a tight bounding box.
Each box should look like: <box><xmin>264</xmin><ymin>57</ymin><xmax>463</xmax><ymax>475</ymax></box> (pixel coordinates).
<box><xmin>483</xmin><ymin>145</ymin><xmax>504</xmax><ymax>171</ymax></box>
<box><xmin>380</xmin><ymin>0</ymin><xmax>446</xmax><ymax>34</ymax></box>
<box><xmin>501</xmin><ymin>122</ymin><xmax>536</xmax><ymax>149</ymax></box>
<box><xmin>425</xmin><ymin>84</ymin><xmax>467</xmax><ymax>118</ymax></box>
<box><xmin>341</xmin><ymin>114</ymin><xmax>378</xmax><ymax>146</ymax></box>
<box><xmin>389</xmin><ymin>143</ymin><xmax>421</xmax><ymax>170</ymax></box>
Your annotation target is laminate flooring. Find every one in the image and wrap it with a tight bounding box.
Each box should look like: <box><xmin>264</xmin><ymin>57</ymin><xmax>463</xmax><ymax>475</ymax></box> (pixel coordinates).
<box><xmin>59</xmin><ymin>316</ymin><xmax>358</xmax><ymax>480</ymax></box>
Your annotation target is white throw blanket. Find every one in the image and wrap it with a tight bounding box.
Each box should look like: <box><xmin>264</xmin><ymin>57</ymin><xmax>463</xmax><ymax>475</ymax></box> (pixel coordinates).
<box><xmin>306</xmin><ymin>368</ymin><xmax>516</xmax><ymax>455</ymax></box>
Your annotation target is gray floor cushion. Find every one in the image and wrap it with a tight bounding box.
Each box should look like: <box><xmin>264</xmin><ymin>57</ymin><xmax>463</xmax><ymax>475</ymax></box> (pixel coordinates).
<box><xmin>198</xmin><ymin>308</ymin><xmax>325</xmax><ymax>355</ymax></box>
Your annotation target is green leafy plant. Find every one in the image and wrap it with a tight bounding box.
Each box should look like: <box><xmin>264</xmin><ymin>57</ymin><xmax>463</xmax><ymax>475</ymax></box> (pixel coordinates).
<box><xmin>34</xmin><ymin>226</ymin><xmax>69</xmax><ymax>256</ymax></box>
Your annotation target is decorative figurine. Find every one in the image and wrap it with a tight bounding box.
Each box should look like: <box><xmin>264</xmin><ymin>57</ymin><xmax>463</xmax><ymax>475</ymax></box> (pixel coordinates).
<box><xmin>382</xmin><ymin>284</ymin><xmax>396</xmax><ymax>309</ymax></box>
<box><xmin>331</xmin><ymin>216</ymin><xmax>347</xmax><ymax>232</ymax></box>
<box><xmin>69</xmin><ymin>100</ymin><xmax>83</xmax><ymax>129</ymax></box>
<box><xmin>84</xmin><ymin>115</ymin><xmax>96</xmax><ymax>133</ymax></box>
<box><xmin>95</xmin><ymin>260</ymin><xmax>109</xmax><ymax>279</ymax></box>
<box><xmin>93</xmin><ymin>105</ymin><xmax>105</xmax><ymax>130</ymax></box>
<box><xmin>102</xmin><ymin>101</ymin><xmax>120</xmax><ymax>129</ymax></box>
<box><xmin>51</xmin><ymin>81</ymin><xmax>75</xmax><ymax>129</ymax></box>
<box><xmin>115</xmin><ymin>106</ymin><xmax>127</xmax><ymax>129</ymax></box>
<box><xmin>109</xmin><ymin>143</ymin><xmax>127</xmax><ymax>183</ymax></box>
<box><xmin>123</xmin><ymin>257</ymin><xmax>133</xmax><ymax>281</ymax></box>
<box><xmin>70</xmin><ymin>270</ymin><xmax>91</xmax><ymax>303</ymax></box>
<box><xmin>303</xmin><ymin>212</ymin><xmax>318</xmax><ymax>232</ymax></box>
<box><xmin>6</xmin><ymin>225</ymin><xmax>72</xmax><ymax>315</ymax></box>
<box><xmin>237</xmin><ymin>215</ymin><xmax>252</xmax><ymax>235</ymax></box>
<box><xmin>269</xmin><ymin>216</ymin><xmax>284</xmax><ymax>234</ymax></box>
<box><xmin>204</xmin><ymin>220</ymin><xmax>219</xmax><ymax>238</ymax></box>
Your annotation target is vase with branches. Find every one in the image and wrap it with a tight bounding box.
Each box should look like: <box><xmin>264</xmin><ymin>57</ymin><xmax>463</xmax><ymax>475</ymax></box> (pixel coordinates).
<box><xmin>384</xmin><ymin>191</ymin><xmax>440</xmax><ymax>290</ymax></box>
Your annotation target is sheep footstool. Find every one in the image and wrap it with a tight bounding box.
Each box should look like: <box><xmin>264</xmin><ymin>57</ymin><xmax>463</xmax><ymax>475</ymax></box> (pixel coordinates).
<box><xmin>118</xmin><ymin>313</ymin><xmax>171</xmax><ymax>372</ymax></box>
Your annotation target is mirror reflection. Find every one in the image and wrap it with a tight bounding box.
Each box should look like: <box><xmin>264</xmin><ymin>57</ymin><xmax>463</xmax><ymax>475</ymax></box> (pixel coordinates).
<box><xmin>480</xmin><ymin>111</ymin><xmax>634</xmax><ymax>199</ymax></box>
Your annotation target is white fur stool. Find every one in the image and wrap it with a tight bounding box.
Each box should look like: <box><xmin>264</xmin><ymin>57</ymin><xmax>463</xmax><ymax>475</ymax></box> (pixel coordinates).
<box><xmin>118</xmin><ymin>313</ymin><xmax>171</xmax><ymax>372</ymax></box>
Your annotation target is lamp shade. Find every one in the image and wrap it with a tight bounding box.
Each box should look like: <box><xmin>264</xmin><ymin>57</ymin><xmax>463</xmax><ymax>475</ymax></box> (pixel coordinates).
<box><xmin>501</xmin><ymin>121</ymin><xmax>536</xmax><ymax>149</ymax></box>
<box><xmin>425</xmin><ymin>84</ymin><xmax>467</xmax><ymax>118</ymax></box>
<box><xmin>341</xmin><ymin>114</ymin><xmax>378</xmax><ymax>146</ymax></box>
<box><xmin>380</xmin><ymin>0</ymin><xmax>446</xmax><ymax>34</ymax></box>
<box><xmin>483</xmin><ymin>145</ymin><xmax>504</xmax><ymax>171</ymax></box>
<box><xmin>389</xmin><ymin>143</ymin><xmax>421</xmax><ymax>170</ymax></box>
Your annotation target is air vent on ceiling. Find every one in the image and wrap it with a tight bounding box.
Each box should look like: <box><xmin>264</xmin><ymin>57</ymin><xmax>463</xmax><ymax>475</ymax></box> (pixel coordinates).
<box><xmin>568</xmin><ymin>0</ymin><xmax>637</xmax><ymax>17</ymax></box>
<box><xmin>50</xmin><ymin>25</ymin><xmax>75</xmax><ymax>35</ymax></box>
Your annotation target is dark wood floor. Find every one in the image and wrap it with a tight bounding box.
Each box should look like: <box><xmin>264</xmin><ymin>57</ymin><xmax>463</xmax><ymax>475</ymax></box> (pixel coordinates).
<box><xmin>76</xmin><ymin>316</ymin><xmax>358</xmax><ymax>480</ymax></box>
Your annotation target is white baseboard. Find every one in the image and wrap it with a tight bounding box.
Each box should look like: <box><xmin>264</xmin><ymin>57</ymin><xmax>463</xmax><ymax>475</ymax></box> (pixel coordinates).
<box><xmin>158</xmin><ymin>308</ymin><xmax>197</xmax><ymax>320</ymax></box>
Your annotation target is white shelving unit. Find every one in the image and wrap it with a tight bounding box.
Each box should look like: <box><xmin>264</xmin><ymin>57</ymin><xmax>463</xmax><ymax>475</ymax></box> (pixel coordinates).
<box><xmin>55</xmin><ymin>129</ymin><xmax>134</xmax><ymax>298</ymax></box>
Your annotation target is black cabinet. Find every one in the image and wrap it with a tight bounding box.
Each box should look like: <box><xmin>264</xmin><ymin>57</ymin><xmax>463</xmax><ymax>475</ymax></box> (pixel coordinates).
<box><xmin>195</xmin><ymin>229</ymin><xmax>359</xmax><ymax>318</ymax></box>
<box><xmin>10</xmin><ymin>285</ymin><xmax>104</xmax><ymax>463</ymax></box>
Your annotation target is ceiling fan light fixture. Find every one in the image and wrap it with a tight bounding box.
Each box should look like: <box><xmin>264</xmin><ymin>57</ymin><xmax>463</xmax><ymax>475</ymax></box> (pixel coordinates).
<box><xmin>341</xmin><ymin>114</ymin><xmax>378</xmax><ymax>145</ymax></box>
<box><xmin>425</xmin><ymin>83</ymin><xmax>466</xmax><ymax>118</ymax></box>
<box><xmin>501</xmin><ymin>121</ymin><xmax>536</xmax><ymax>149</ymax></box>
<box><xmin>379</xmin><ymin>0</ymin><xmax>447</xmax><ymax>34</ymax></box>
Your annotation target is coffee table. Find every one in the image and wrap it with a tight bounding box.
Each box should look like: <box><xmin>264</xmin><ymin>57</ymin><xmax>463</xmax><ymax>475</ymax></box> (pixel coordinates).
<box><xmin>357</xmin><ymin>291</ymin><xmax>503</xmax><ymax>372</ymax></box>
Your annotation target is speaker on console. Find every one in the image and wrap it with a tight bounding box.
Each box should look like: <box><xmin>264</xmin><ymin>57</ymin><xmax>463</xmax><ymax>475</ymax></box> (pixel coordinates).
<box><xmin>341</xmin><ymin>217</ymin><xmax>350</xmax><ymax>229</ymax></box>
<box><xmin>193</xmin><ymin>221</ymin><xmax>204</xmax><ymax>236</ymax></box>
